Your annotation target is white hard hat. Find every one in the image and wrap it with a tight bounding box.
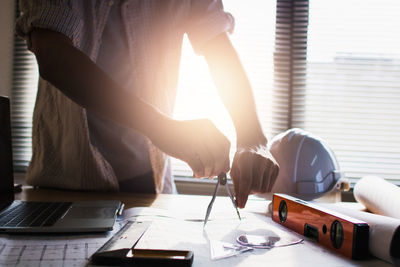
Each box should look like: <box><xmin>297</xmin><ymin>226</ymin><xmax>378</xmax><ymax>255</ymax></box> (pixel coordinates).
<box><xmin>268</xmin><ymin>128</ymin><xmax>348</xmax><ymax>200</ymax></box>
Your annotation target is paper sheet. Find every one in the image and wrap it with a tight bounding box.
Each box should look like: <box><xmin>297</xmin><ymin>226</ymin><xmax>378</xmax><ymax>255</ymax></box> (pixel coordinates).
<box><xmin>129</xmin><ymin>206</ymin><xmax>390</xmax><ymax>267</ymax></box>
<box><xmin>0</xmin><ymin>206</ymin><xmax>390</xmax><ymax>267</ymax></box>
<box><xmin>0</xmin><ymin>221</ymin><xmax>125</xmax><ymax>267</ymax></box>
<box><xmin>317</xmin><ymin>202</ymin><xmax>400</xmax><ymax>265</ymax></box>
<box><xmin>133</xmin><ymin>211</ymin><xmax>306</xmax><ymax>266</ymax></box>
<box><xmin>354</xmin><ymin>175</ymin><xmax>400</xmax><ymax>219</ymax></box>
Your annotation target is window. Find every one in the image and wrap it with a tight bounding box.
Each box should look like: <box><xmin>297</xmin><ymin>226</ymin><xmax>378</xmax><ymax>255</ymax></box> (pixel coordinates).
<box><xmin>11</xmin><ymin>1</ymin><xmax>38</xmax><ymax>172</ymax></box>
<box><xmin>11</xmin><ymin>0</ymin><xmax>400</xmax><ymax>186</ymax></box>
<box><xmin>273</xmin><ymin>0</ymin><xmax>400</xmax><ymax>186</ymax></box>
<box><xmin>299</xmin><ymin>0</ymin><xmax>400</xmax><ymax>185</ymax></box>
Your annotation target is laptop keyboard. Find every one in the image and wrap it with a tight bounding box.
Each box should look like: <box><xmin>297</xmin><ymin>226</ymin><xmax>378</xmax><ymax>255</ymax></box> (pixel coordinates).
<box><xmin>0</xmin><ymin>202</ymin><xmax>72</xmax><ymax>227</ymax></box>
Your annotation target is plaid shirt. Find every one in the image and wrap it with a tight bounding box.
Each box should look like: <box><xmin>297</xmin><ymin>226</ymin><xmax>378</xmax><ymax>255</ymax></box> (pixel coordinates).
<box><xmin>16</xmin><ymin>0</ymin><xmax>234</xmax><ymax>193</ymax></box>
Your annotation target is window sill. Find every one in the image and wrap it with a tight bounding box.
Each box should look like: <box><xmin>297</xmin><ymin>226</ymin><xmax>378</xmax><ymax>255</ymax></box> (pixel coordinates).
<box><xmin>14</xmin><ymin>172</ymin><xmax>354</xmax><ymax>201</ymax></box>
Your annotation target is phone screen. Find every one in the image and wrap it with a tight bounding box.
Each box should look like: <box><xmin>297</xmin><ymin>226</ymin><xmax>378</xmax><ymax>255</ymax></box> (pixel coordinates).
<box><xmin>128</xmin><ymin>249</ymin><xmax>190</xmax><ymax>259</ymax></box>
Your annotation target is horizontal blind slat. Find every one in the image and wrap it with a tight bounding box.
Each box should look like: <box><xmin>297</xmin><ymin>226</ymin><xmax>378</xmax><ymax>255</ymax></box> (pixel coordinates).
<box><xmin>296</xmin><ymin>0</ymin><xmax>400</xmax><ymax>183</ymax></box>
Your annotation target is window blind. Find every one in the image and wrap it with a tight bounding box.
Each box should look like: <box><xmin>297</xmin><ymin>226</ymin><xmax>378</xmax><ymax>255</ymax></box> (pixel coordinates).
<box><xmin>274</xmin><ymin>0</ymin><xmax>308</xmax><ymax>133</ymax></box>
<box><xmin>11</xmin><ymin>1</ymin><xmax>38</xmax><ymax>172</ymax></box>
<box><xmin>297</xmin><ymin>0</ymin><xmax>400</xmax><ymax>185</ymax></box>
<box><xmin>270</xmin><ymin>0</ymin><xmax>400</xmax><ymax>186</ymax></box>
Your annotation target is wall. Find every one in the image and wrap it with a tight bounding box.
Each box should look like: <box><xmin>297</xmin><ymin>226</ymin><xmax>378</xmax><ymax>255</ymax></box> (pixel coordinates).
<box><xmin>0</xmin><ymin>1</ymin><xmax>14</xmax><ymax>97</ymax></box>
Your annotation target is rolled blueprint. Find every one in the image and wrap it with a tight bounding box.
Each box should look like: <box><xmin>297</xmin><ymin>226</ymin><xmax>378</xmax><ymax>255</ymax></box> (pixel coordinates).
<box><xmin>317</xmin><ymin>202</ymin><xmax>400</xmax><ymax>265</ymax></box>
<box><xmin>354</xmin><ymin>175</ymin><xmax>400</xmax><ymax>219</ymax></box>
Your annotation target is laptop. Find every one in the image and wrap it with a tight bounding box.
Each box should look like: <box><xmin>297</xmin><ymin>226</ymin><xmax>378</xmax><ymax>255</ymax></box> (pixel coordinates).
<box><xmin>0</xmin><ymin>96</ymin><xmax>123</xmax><ymax>233</ymax></box>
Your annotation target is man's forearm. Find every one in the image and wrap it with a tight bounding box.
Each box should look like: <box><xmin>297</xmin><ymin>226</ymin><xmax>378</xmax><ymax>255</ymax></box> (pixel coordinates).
<box><xmin>28</xmin><ymin>29</ymin><xmax>233</xmax><ymax>180</ymax></box>
<box><xmin>203</xmin><ymin>33</ymin><xmax>267</xmax><ymax>146</ymax></box>
<box><xmin>30</xmin><ymin>28</ymin><xmax>167</xmax><ymax>139</ymax></box>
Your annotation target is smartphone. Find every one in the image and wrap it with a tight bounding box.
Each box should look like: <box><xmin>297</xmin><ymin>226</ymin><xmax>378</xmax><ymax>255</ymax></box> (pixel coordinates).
<box><xmin>91</xmin><ymin>248</ymin><xmax>193</xmax><ymax>266</ymax></box>
<box><xmin>126</xmin><ymin>249</ymin><xmax>193</xmax><ymax>266</ymax></box>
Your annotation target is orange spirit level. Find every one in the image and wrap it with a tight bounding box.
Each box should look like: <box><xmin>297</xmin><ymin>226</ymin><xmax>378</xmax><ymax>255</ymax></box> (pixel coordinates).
<box><xmin>272</xmin><ymin>194</ymin><xmax>369</xmax><ymax>259</ymax></box>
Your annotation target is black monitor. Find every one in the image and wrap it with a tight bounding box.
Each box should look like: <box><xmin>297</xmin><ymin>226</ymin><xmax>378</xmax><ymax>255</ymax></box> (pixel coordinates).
<box><xmin>0</xmin><ymin>96</ymin><xmax>15</xmax><ymax>207</ymax></box>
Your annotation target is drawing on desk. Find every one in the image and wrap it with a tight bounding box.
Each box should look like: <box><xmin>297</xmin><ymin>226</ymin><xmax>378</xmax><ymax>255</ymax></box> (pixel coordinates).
<box><xmin>0</xmin><ymin>221</ymin><xmax>126</xmax><ymax>267</ymax></box>
<box><xmin>0</xmin><ymin>242</ymin><xmax>100</xmax><ymax>266</ymax></box>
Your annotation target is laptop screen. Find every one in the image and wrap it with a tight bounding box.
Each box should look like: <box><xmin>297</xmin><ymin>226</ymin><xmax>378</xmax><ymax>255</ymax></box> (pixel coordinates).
<box><xmin>0</xmin><ymin>96</ymin><xmax>15</xmax><ymax>206</ymax></box>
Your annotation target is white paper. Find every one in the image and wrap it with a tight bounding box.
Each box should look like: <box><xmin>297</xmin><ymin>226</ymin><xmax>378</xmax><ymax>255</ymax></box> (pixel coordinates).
<box><xmin>133</xmin><ymin>211</ymin><xmax>306</xmax><ymax>266</ymax></box>
<box><xmin>0</xmin><ymin>221</ymin><xmax>125</xmax><ymax>267</ymax></box>
<box><xmin>317</xmin><ymin>202</ymin><xmax>400</xmax><ymax>265</ymax></box>
<box><xmin>354</xmin><ymin>175</ymin><xmax>400</xmax><ymax>219</ymax></box>
<box><xmin>130</xmin><ymin>205</ymin><xmax>390</xmax><ymax>267</ymax></box>
<box><xmin>0</xmin><ymin>205</ymin><xmax>391</xmax><ymax>267</ymax></box>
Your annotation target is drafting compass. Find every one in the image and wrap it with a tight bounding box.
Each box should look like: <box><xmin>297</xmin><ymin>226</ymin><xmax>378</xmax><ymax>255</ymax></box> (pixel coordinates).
<box><xmin>203</xmin><ymin>173</ymin><xmax>241</xmax><ymax>227</ymax></box>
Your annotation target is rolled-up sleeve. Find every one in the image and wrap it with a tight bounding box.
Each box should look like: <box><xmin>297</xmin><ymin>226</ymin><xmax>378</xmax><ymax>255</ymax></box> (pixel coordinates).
<box><xmin>186</xmin><ymin>0</ymin><xmax>235</xmax><ymax>54</ymax></box>
<box><xmin>16</xmin><ymin>0</ymin><xmax>83</xmax><ymax>48</ymax></box>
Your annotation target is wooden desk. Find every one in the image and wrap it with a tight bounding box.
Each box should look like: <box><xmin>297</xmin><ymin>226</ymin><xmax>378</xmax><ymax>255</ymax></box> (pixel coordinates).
<box><xmin>14</xmin><ymin>186</ymin><xmax>390</xmax><ymax>267</ymax></box>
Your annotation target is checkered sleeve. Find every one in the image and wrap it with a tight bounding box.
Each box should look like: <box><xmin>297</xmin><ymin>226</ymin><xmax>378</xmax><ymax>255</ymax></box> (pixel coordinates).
<box><xmin>186</xmin><ymin>0</ymin><xmax>235</xmax><ymax>54</ymax></box>
<box><xmin>16</xmin><ymin>0</ymin><xmax>83</xmax><ymax>48</ymax></box>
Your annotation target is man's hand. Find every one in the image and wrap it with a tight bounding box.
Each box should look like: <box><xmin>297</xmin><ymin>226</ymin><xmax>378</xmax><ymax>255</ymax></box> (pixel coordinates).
<box><xmin>230</xmin><ymin>143</ymin><xmax>279</xmax><ymax>208</ymax></box>
<box><xmin>148</xmin><ymin>118</ymin><xmax>230</xmax><ymax>178</ymax></box>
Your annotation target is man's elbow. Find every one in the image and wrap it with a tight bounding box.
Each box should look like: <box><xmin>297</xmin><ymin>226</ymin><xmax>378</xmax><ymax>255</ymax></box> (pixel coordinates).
<box><xmin>34</xmin><ymin>47</ymin><xmax>53</xmax><ymax>81</ymax></box>
<box><xmin>29</xmin><ymin>28</ymin><xmax>71</xmax><ymax>82</ymax></box>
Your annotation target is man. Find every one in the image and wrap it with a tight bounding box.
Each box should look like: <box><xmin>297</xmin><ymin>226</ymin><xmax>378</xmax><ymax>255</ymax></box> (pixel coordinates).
<box><xmin>16</xmin><ymin>0</ymin><xmax>279</xmax><ymax>208</ymax></box>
